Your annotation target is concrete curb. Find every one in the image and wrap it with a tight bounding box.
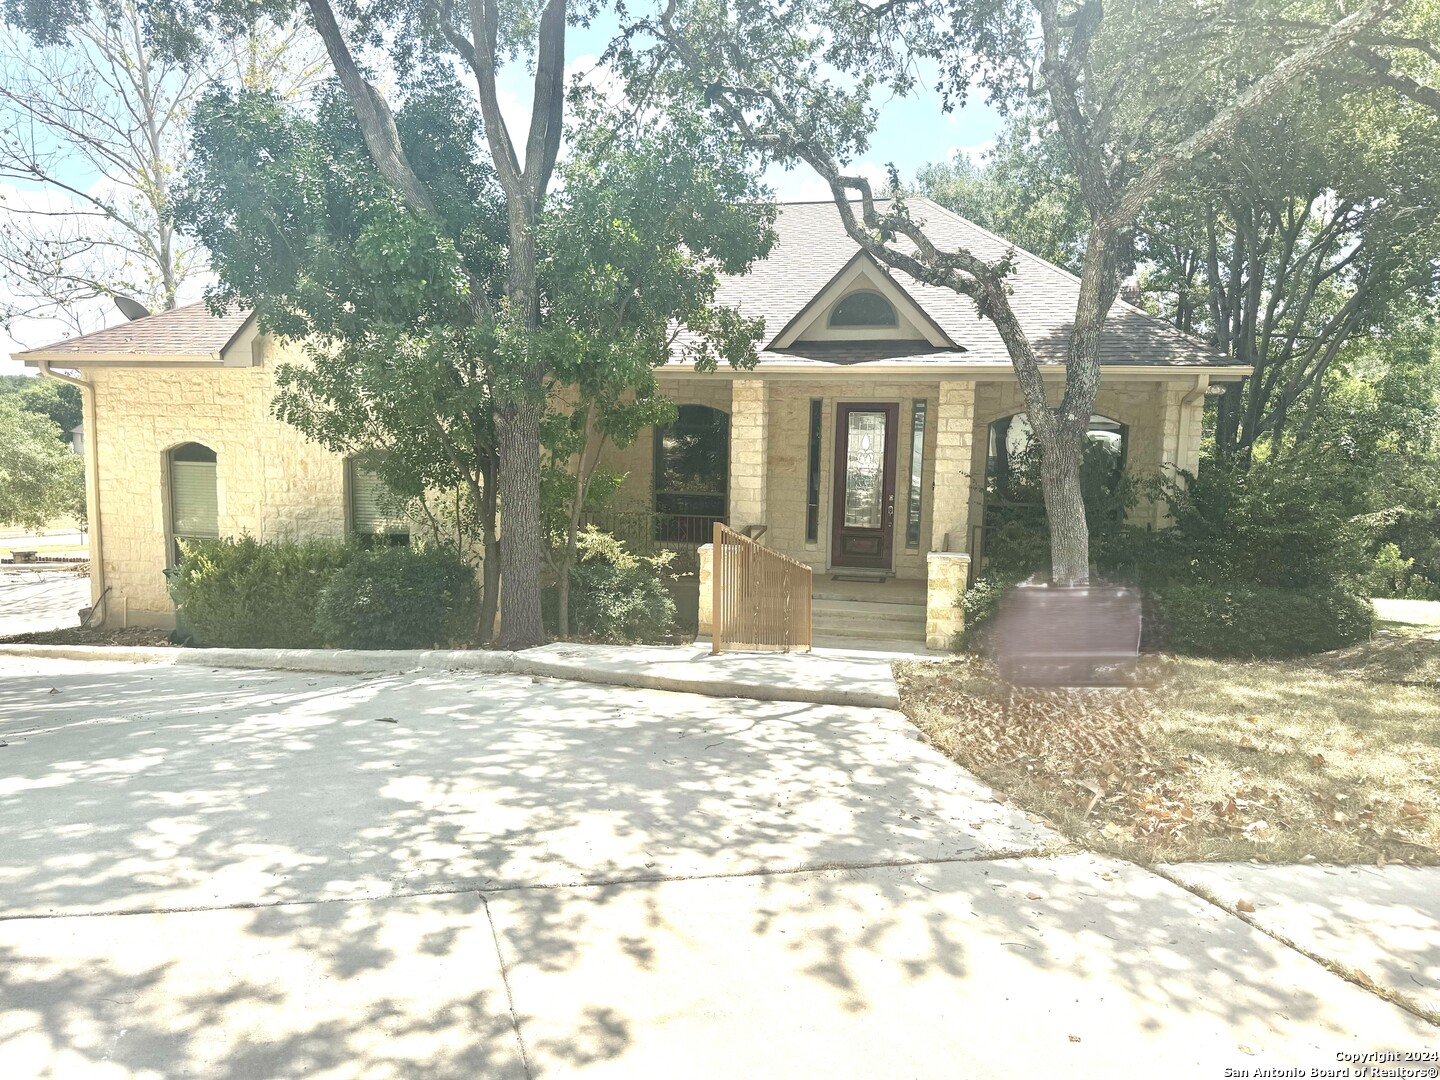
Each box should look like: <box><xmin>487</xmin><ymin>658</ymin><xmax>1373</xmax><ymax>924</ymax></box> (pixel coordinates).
<box><xmin>0</xmin><ymin>643</ymin><xmax>900</xmax><ymax>710</ymax></box>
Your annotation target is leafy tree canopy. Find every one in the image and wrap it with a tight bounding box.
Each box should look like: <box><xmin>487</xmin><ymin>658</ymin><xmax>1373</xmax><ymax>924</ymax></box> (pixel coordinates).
<box><xmin>0</xmin><ymin>396</ymin><xmax>84</xmax><ymax>529</ymax></box>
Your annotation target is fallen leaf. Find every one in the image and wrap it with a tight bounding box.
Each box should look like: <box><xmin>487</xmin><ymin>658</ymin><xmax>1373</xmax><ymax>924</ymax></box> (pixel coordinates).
<box><xmin>1238</xmin><ymin>735</ymin><xmax>1256</xmax><ymax>749</ymax></box>
<box><xmin>1401</xmin><ymin>801</ymin><xmax>1425</xmax><ymax>820</ymax></box>
<box><xmin>1099</xmin><ymin>871</ymin><xmax>1114</xmax><ymax>881</ymax></box>
<box><xmin>1311</xmin><ymin>753</ymin><xmax>1326</xmax><ymax>767</ymax></box>
<box><xmin>1026</xmin><ymin>892</ymin><xmax>1045</xmax><ymax>901</ymax></box>
<box><xmin>1239</xmin><ymin>1044</ymin><xmax>1256</xmax><ymax>1056</ymax></box>
<box><xmin>1236</xmin><ymin>900</ymin><xmax>1257</xmax><ymax>913</ymax></box>
<box><xmin>1353</xmin><ymin>969</ymin><xmax>1375</xmax><ymax>989</ymax></box>
<box><xmin>1068</xmin><ymin>1035</ymin><xmax>1081</xmax><ymax>1043</ymax></box>
<box><xmin>47</xmin><ymin>688</ymin><xmax>59</xmax><ymax>695</ymax></box>
<box><xmin>373</xmin><ymin>717</ymin><xmax>398</xmax><ymax>724</ymax></box>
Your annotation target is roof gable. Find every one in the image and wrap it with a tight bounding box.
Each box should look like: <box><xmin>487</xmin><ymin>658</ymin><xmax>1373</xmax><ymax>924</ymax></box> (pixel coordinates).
<box><xmin>766</xmin><ymin>250</ymin><xmax>960</xmax><ymax>351</ymax></box>
<box><xmin>15</xmin><ymin>302</ymin><xmax>255</xmax><ymax>365</ymax></box>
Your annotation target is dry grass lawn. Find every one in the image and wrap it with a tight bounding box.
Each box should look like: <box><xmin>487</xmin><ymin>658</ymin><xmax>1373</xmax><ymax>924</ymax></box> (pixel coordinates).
<box><xmin>896</xmin><ymin>632</ymin><xmax>1440</xmax><ymax>866</ymax></box>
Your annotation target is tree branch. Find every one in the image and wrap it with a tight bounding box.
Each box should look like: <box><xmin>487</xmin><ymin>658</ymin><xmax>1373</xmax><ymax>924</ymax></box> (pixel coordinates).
<box><xmin>1105</xmin><ymin>0</ymin><xmax>1402</xmax><ymax>230</ymax></box>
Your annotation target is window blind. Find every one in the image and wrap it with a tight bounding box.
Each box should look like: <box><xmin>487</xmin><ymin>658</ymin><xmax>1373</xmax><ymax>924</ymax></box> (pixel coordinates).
<box><xmin>170</xmin><ymin>460</ymin><xmax>218</xmax><ymax>538</ymax></box>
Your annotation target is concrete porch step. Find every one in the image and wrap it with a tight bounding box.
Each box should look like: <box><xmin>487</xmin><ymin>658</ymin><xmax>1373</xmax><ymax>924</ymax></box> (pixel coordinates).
<box><xmin>809</xmin><ymin>635</ymin><xmax>935</xmax><ymax>656</ymax></box>
<box><xmin>811</xmin><ymin>583</ymin><xmax>927</xmax><ymax>606</ymax></box>
<box><xmin>812</xmin><ymin>618</ymin><xmax>926</xmax><ymax>641</ymax></box>
<box><xmin>812</xmin><ymin>598</ymin><xmax>927</xmax><ymax>625</ymax></box>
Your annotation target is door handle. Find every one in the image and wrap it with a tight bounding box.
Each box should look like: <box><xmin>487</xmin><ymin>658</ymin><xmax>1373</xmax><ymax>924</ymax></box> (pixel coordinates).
<box><xmin>885</xmin><ymin>493</ymin><xmax>895</xmax><ymax>529</ymax></box>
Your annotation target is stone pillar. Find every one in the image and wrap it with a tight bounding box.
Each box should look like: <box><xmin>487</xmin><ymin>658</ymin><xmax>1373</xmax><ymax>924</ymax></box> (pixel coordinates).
<box><xmin>929</xmin><ymin>379</ymin><xmax>976</xmax><ymax>552</ymax></box>
<box><xmin>926</xmin><ymin>551</ymin><xmax>972</xmax><ymax>650</ymax></box>
<box><xmin>697</xmin><ymin>543</ymin><xmax>713</xmax><ymax>636</ymax></box>
<box><xmin>728</xmin><ymin>376</ymin><xmax>768</xmax><ymax>532</ymax></box>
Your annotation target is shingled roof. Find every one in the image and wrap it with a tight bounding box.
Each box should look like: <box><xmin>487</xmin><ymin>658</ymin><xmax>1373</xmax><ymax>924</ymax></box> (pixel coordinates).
<box><xmin>15</xmin><ymin>301</ymin><xmax>253</xmax><ymax>360</ymax></box>
<box><xmin>701</xmin><ymin>198</ymin><xmax>1228</xmax><ymax>368</ymax></box>
<box><xmin>14</xmin><ymin>200</ymin><xmax>1229</xmax><ymax>370</ymax></box>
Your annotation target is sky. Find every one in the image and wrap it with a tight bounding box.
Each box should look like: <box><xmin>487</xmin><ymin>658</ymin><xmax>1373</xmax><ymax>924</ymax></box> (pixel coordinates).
<box><xmin>0</xmin><ymin>11</ymin><xmax>1004</xmax><ymax>374</ymax></box>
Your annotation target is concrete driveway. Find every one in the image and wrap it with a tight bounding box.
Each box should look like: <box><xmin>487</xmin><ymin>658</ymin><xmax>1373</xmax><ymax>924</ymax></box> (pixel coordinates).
<box><xmin>0</xmin><ymin>568</ymin><xmax>90</xmax><ymax>637</ymax></box>
<box><xmin>0</xmin><ymin>656</ymin><xmax>1433</xmax><ymax>1078</ymax></box>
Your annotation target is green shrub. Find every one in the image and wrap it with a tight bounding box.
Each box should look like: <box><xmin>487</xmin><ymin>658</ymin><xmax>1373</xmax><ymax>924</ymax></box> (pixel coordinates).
<box><xmin>1152</xmin><ymin>582</ymin><xmax>1374</xmax><ymax>659</ymax></box>
<box><xmin>169</xmin><ymin>535</ymin><xmax>352</xmax><ymax>648</ymax></box>
<box><xmin>956</xmin><ymin>574</ymin><xmax>1018</xmax><ymax>654</ymax></box>
<box><xmin>317</xmin><ymin>545</ymin><xmax>479</xmax><ymax>649</ymax></box>
<box><xmin>565</xmin><ymin>528</ymin><xmax>676</xmax><ymax>644</ymax></box>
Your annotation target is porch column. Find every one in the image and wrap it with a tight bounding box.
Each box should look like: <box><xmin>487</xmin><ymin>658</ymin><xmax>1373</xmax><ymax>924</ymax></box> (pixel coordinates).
<box><xmin>728</xmin><ymin>376</ymin><xmax>768</xmax><ymax>533</ymax></box>
<box><xmin>928</xmin><ymin>379</ymin><xmax>976</xmax><ymax>552</ymax></box>
<box><xmin>926</xmin><ymin>379</ymin><xmax>976</xmax><ymax>650</ymax></box>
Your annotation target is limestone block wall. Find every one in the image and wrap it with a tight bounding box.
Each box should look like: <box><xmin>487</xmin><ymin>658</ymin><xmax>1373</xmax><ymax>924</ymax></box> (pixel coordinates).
<box><xmin>929</xmin><ymin>380</ymin><xmax>975</xmax><ymax>553</ymax></box>
<box><xmin>926</xmin><ymin>551</ymin><xmax>971</xmax><ymax>649</ymax></box>
<box><xmin>90</xmin><ymin>337</ymin><xmax>348</xmax><ymax>625</ymax></box>
<box><xmin>728</xmin><ymin>377</ymin><xmax>769</xmax><ymax>531</ymax></box>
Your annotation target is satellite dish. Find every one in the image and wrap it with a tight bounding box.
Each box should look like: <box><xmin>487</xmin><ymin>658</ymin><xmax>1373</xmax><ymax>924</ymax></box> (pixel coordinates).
<box><xmin>113</xmin><ymin>295</ymin><xmax>152</xmax><ymax>321</ymax></box>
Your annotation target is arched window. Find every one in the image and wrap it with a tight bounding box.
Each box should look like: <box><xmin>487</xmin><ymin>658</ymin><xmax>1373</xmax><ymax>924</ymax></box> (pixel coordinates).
<box><xmin>985</xmin><ymin>413</ymin><xmax>1129</xmax><ymax>502</ymax></box>
<box><xmin>168</xmin><ymin>442</ymin><xmax>217</xmax><ymax>562</ymax></box>
<box><xmin>653</xmin><ymin>405</ymin><xmax>728</xmax><ymax>542</ymax></box>
<box><xmin>828</xmin><ymin>290</ymin><xmax>897</xmax><ymax>328</ymax></box>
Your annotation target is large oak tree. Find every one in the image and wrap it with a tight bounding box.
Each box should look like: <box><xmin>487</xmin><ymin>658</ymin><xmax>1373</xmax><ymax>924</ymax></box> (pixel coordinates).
<box><xmin>625</xmin><ymin>0</ymin><xmax>1409</xmax><ymax>584</ymax></box>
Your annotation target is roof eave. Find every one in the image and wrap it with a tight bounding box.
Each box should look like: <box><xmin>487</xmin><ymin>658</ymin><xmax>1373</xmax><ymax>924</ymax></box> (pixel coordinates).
<box><xmin>20</xmin><ymin>351</ymin><xmax>225</xmax><ymax>367</ymax></box>
<box><xmin>659</xmin><ymin>362</ymin><xmax>1253</xmax><ymax>378</ymax></box>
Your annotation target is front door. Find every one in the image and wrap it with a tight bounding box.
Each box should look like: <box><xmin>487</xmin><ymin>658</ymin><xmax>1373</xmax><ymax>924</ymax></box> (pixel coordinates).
<box><xmin>831</xmin><ymin>402</ymin><xmax>899</xmax><ymax>570</ymax></box>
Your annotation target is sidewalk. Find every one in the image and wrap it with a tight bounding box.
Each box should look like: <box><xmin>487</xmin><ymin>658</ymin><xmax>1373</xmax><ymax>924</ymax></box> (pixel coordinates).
<box><xmin>0</xmin><ymin>639</ymin><xmax>913</xmax><ymax>708</ymax></box>
<box><xmin>1163</xmin><ymin>861</ymin><xmax>1440</xmax><ymax>1023</ymax></box>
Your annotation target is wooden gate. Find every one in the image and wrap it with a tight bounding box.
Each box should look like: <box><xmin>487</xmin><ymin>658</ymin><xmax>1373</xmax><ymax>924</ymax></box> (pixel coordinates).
<box><xmin>711</xmin><ymin>522</ymin><xmax>813</xmax><ymax>654</ymax></box>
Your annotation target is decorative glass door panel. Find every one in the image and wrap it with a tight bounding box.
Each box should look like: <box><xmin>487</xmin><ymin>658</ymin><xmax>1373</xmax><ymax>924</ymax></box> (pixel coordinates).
<box><xmin>831</xmin><ymin>403</ymin><xmax>899</xmax><ymax>569</ymax></box>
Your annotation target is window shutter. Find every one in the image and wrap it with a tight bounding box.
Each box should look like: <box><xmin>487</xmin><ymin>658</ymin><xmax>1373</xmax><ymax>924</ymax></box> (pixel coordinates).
<box><xmin>350</xmin><ymin>466</ymin><xmax>407</xmax><ymax>534</ymax></box>
<box><xmin>171</xmin><ymin>461</ymin><xmax>218</xmax><ymax>538</ymax></box>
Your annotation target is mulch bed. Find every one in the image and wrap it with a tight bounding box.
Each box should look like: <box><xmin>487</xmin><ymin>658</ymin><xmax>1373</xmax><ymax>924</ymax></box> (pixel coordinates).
<box><xmin>0</xmin><ymin>626</ymin><xmax>176</xmax><ymax>647</ymax></box>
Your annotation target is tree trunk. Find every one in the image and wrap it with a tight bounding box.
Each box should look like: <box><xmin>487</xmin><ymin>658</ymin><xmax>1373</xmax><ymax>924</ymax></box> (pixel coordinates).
<box><xmin>1031</xmin><ymin>227</ymin><xmax>1118</xmax><ymax>586</ymax></box>
<box><xmin>495</xmin><ymin>395</ymin><xmax>546</xmax><ymax>649</ymax></box>
<box><xmin>1040</xmin><ymin>420</ymin><xmax>1090</xmax><ymax>585</ymax></box>
<box><xmin>478</xmin><ymin>449</ymin><xmax>500</xmax><ymax>644</ymax></box>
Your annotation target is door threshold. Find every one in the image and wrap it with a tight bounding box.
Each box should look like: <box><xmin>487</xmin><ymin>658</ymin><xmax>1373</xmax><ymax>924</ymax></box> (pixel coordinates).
<box><xmin>829</xmin><ymin>571</ymin><xmax>893</xmax><ymax>583</ymax></box>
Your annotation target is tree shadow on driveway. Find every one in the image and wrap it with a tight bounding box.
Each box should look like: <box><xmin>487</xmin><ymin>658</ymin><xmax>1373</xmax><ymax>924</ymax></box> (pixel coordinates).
<box><xmin>1</xmin><ymin>658</ymin><xmax>1432</xmax><ymax>1077</ymax></box>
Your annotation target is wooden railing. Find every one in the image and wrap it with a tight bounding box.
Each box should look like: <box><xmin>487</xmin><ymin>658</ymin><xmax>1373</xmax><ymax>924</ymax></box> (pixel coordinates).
<box><xmin>711</xmin><ymin>522</ymin><xmax>812</xmax><ymax>654</ymax></box>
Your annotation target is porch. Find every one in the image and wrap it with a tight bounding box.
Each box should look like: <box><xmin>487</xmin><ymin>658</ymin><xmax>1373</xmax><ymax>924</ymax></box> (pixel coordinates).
<box><xmin>596</xmin><ymin>369</ymin><xmax>1205</xmax><ymax>652</ymax></box>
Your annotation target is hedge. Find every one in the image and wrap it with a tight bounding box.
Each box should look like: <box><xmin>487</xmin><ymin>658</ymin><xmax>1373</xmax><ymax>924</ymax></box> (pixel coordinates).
<box><xmin>1151</xmin><ymin>582</ymin><xmax>1375</xmax><ymax>659</ymax></box>
<box><xmin>169</xmin><ymin>535</ymin><xmax>352</xmax><ymax>648</ymax></box>
<box><xmin>316</xmin><ymin>545</ymin><xmax>479</xmax><ymax>649</ymax></box>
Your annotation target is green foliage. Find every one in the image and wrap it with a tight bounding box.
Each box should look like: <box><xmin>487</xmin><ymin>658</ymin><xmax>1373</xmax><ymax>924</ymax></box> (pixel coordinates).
<box><xmin>1152</xmin><ymin>583</ymin><xmax>1375</xmax><ymax>659</ymax></box>
<box><xmin>1360</xmin><ymin>543</ymin><xmax>1438</xmax><ymax>601</ymax></box>
<box><xmin>956</xmin><ymin>575</ymin><xmax>1017</xmax><ymax>653</ymax></box>
<box><xmin>0</xmin><ymin>377</ymin><xmax>83</xmax><ymax>437</ymax></box>
<box><xmin>1142</xmin><ymin>461</ymin><xmax>1360</xmax><ymax>591</ymax></box>
<box><xmin>913</xmin><ymin>112</ymin><xmax>1087</xmax><ymax>273</ymax></box>
<box><xmin>169</xmin><ymin>535</ymin><xmax>352</xmax><ymax>648</ymax></box>
<box><xmin>0</xmin><ymin>396</ymin><xmax>83</xmax><ymax>529</ymax></box>
<box><xmin>317</xmin><ymin>545</ymin><xmax>480</xmax><ymax>650</ymax></box>
<box><xmin>970</xmin><ymin>430</ymin><xmax>1383</xmax><ymax>656</ymax></box>
<box><xmin>980</xmin><ymin>431</ymin><xmax>1137</xmax><ymax>581</ymax></box>
<box><xmin>559</xmin><ymin>528</ymin><xmax>677</xmax><ymax>645</ymax></box>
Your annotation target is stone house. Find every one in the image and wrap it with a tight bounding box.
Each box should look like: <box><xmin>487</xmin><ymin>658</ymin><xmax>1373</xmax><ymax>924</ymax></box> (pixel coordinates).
<box><xmin>16</xmin><ymin>198</ymin><xmax>1245</xmax><ymax>647</ymax></box>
